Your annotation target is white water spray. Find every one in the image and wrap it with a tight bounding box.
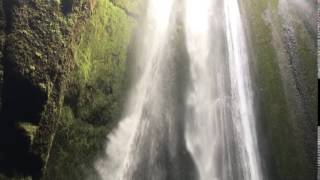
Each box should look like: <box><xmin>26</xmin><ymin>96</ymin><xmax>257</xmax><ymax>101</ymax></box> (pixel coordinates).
<box><xmin>224</xmin><ymin>0</ymin><xmax>263</xmax><ymax>179</ymax></box>
<box><xmin>184</xmin><ymin>0</ymin><xmax>263</xmax><ymax>179</ymax></box>
<box><xmin>96</xmin><ymin>0</ymin><xmax>264</xmax><ymax>179</ymax></box>
<box><xmin>95</xmin><ymin>0</ymin><xmax>174</xmax><ymax>179</ymax></box>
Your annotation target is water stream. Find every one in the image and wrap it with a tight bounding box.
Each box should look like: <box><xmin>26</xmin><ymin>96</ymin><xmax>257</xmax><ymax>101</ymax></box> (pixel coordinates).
<box><xmin>96</xmin><ymin>0</ymin><xmax>263</xmax><ymax>179</ymax></box>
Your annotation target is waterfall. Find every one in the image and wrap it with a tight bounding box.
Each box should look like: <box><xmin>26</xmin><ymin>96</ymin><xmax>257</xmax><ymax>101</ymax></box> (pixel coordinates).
<box><xmin>184</xmin><ymin>0</ymin><xmax>262</xmax><ymax>179</ymax></box>
<box><xmin>96</xmin><ymin>0</ymin><xmax>264</xmax><ymax>179</ymax></box>
<box><xmin>184</xmin><ymin>0</ymin><xmax>231</xmax><ymax>179</ymax></box>
<box><xmin>95</xmin><ymin>0</ymin><xmax>174</xmax><ymax>179</ymax></box>
<box><xmin>224</xmin><ymin>0</ymin><xmax>263</xmax><ymax>178</ymax></box>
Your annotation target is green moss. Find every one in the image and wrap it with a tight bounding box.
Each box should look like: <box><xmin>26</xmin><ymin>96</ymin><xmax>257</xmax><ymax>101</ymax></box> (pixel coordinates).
<box><xmin>45</xmin><ymin>106</ymin><xmax>108</xmax><ymax>179</ymax></box>
<box><xmin>0</xmin><ymin>175</ymin><xmax>32</xmax><ymax>180</ymax></box>
<box><xmin>45</xmin><ymin>0</ymin><xmax>138</xmax><ymax>179</ymax></box>
<box><xmin>17</xmin><ymin>122</ymin><xmax>38</xmax><ymax>143</ymax></box>
<box><xmin>0</xmin><ymin>0</ymin><xmax>93</xmax><ymax>178</ymax></box>
<box><xmin>110</xmin><ymin>0</ymin><xmax>141</xmax><ymax>14</ymax></box>
<box><xmin>73</xmin><ymin>0</ymin><xmax>135</xmax><ymax>125</ymax></box>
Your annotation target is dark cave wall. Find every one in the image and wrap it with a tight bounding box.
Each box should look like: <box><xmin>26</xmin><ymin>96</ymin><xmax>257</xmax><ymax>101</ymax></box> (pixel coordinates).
<box><xmin>0</xmin><ymin>0</ymin><xmax>4</xmax><ymax>110</ymax></box>
<box><xmin>0</xmin><ymin>0</ymin><xmax>93</xmax><ymax>178</ymax></box>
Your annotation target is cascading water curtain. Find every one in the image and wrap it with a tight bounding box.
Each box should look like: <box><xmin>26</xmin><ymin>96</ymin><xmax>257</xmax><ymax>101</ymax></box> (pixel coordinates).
<box><xmin>224</xmin><ymin>0</ymin><xmax>263</xmax><ymax>179</ymax></box>
<box><xmin>96</xmin><ymin>0</ymin><xmax>264</xmax><ymax>179</ymax></box>
<box><xmin>184</xmin><ymin>0</ymin><xmax>263</xmax><ymax>179</ymax></box>
<box><xmin>96</xmin><ymin>0</ymin><xmax>174</xmax><ymax>179</ymax></box>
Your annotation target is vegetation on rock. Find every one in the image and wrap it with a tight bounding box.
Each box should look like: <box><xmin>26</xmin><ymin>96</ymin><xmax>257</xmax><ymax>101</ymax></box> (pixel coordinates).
<box><xmin>44</xmin><ymin>0</ymin><xmax>138</xmax><ymax>179</ymax></box>
<box><xmin>0</xmin><ymin>0</ymin><xmax>315</xmax><ymax>179</ymax></box>
<box><xmin>0</xmin><ymin>0</ymin><xmax>93</xmax><ymax>178</ymax></box>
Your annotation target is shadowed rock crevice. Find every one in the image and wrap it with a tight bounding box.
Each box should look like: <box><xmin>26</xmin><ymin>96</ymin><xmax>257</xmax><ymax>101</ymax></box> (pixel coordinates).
<box><xmin>0</xmin><ymin>45</ymin><xmax>48</xmax><ymax>180</ymax></box>
<box><xmin>61</xmin><ymin>0</ymin><xmax>74</xmax><ymax>15</ymax></box>
<box><xmin>2</xmin><ymin>71</ymin><xmax>47</xmax><ymax>125</ymax></box>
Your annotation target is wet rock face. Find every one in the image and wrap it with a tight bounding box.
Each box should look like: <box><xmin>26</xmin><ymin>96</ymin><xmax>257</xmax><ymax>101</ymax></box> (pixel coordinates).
<box><xmin>0</xmin><ymin>0</ymin><xmax>92</xmax><ymax>178</ymax></box>
<box><xmin>241</xmin><ymin>0</ymin><xmax>317</xmax><ymax>179</ymax></box>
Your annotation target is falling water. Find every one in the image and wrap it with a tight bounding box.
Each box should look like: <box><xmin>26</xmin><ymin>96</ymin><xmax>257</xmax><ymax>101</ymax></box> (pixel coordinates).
<box><xmin>184</xmin><ymin>0</ymin><xmax>232</xmax><ymax>179</ymax></box>
<box><xmin>184</xmin><ymin>0</ymin><xmax>262</xmax><ymax>179</ymax></box>
<box><xmin>224</xmin><ymin>0</ymin><xmax>263</xmax><ymax>178</ymax></box>
<box><xmin>96</xmin><ymin>0</ymin><xmax>263</xmax><ymax>179</ymax></box>
<box><xmin>95</xmin><ymin>0</ymin><xmax>174</xmax><ymax>179</ymax></box>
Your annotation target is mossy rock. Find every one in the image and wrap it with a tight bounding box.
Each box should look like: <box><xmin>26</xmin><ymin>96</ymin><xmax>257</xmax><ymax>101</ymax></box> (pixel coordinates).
<box><xmin>0</xmin><ymin>0</ymin><xmax>93</xmax><ymax>178</ymax></box>
<box><xmin>44</xmin><ymin>0</ymin><xmax>140</xmax><ymax>179</ymax></box>
<box><xmin>16</xmin><ymin>122</ymin><xmax>38</xmax><ymax>145</ymax></box>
